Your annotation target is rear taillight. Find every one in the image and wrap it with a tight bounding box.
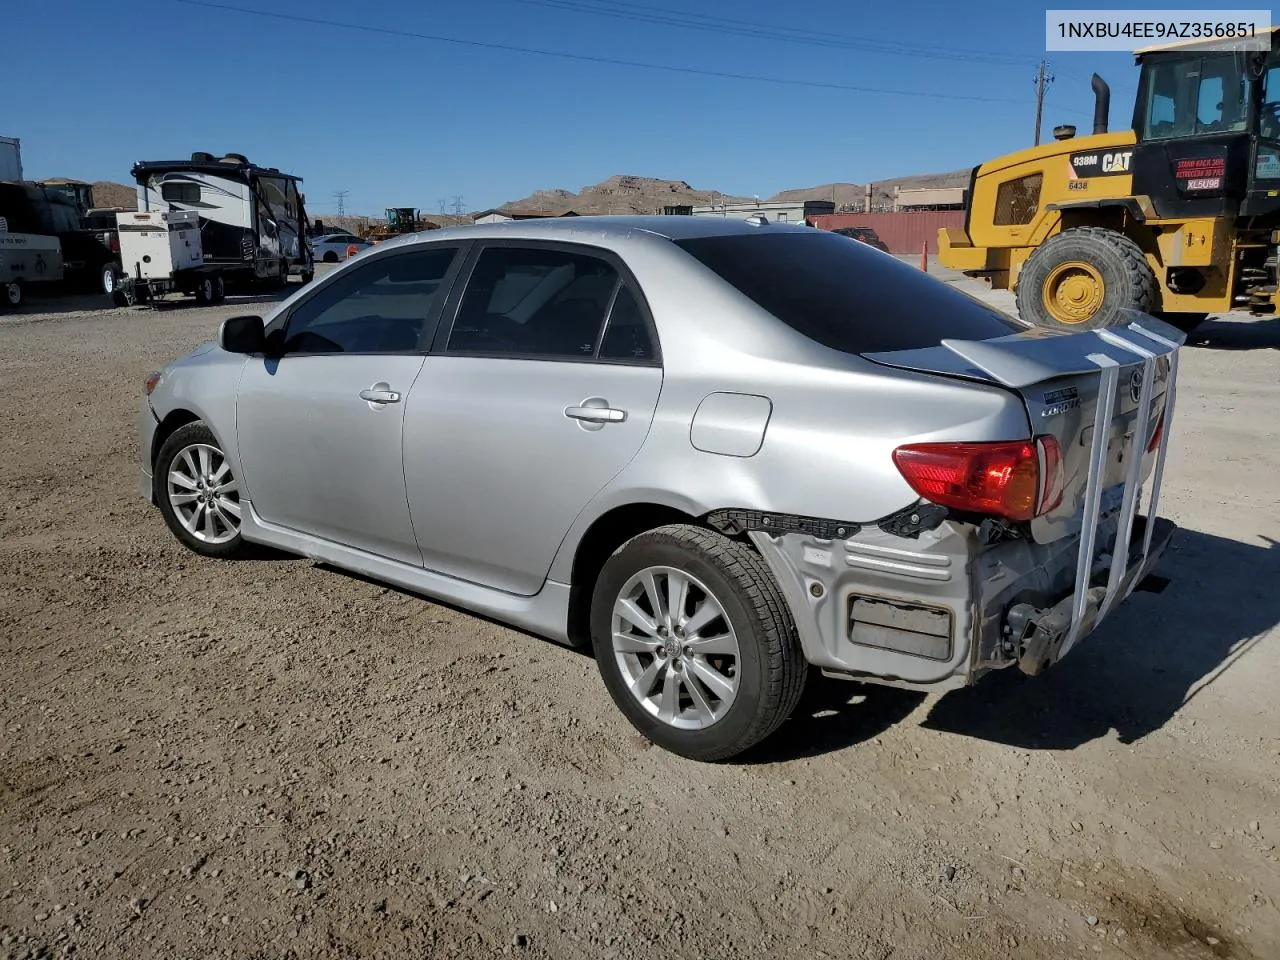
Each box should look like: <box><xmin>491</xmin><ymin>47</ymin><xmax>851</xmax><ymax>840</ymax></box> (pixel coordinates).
<box><xmin>892</xmin><ymin>437</ymin><xmax>1063</xmax><ymax>522</ymax></box>
<box><xmin>1147</xmin><ymin>411</ymin><xmax>1164</xmax><ymax>452</ymax></box>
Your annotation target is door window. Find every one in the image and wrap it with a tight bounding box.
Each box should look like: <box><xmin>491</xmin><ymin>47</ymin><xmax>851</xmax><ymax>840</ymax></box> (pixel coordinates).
<box><xmin>598</xmin><ymin>285</ymin><xmax>658</xmax><ymax>362</ymax></box>
<box><xmin>446</xmin><ymin>246</ymin><xmax>625</xmax><ymax>359</ymax></box>
<box><xmin>1142</xmin><ymin>55</ymin><xmax>1247</xmax><ymax>140</ymax></box>
<box><xmin>272</xmin><ymin>247</ymin><xmax>459</xmax><ymax>355</ymax></box>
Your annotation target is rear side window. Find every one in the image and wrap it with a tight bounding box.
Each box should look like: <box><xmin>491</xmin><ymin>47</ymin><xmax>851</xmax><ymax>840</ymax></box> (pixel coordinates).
<box><xmin>447</xmin><ymin>247</ymin><xmax>622</xmax><ymax>359</ymax></box>
<box><xmin>674</xmin><ymin>232</ymin><xmax>1020</xmax><ymax>354</ymax></box>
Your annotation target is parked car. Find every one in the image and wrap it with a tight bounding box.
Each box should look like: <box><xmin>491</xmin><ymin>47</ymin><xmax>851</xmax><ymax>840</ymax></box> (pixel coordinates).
<box><xmin>138</xmin><ymin>216</ymin><xmax>1183</xmax><ymax>761</ymax></box>
<box><xmin>308</xmin><ymin>233</ymin><xmax>374</xmax><ymax>263</ymax></box>
<box><xmin>832</xmin><ymin>225</ymin><xmax>891</xmax><ymax>253</ymax></box>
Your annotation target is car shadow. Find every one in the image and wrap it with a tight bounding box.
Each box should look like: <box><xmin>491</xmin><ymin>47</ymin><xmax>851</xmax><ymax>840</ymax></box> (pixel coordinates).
<box><xmin>1184</xmin><ymin>316</ymin><xmax>1280</xmax><ymax>350</ymax></box>
<box><xmin>921</xmin><ymin>527</ymin><xmax>1280</xmax><ymax>750</ymax></box>
<box><xmin>737</xmin><ymin>674</ymin><xmax>925</xmax><ymax>764</ymax></box>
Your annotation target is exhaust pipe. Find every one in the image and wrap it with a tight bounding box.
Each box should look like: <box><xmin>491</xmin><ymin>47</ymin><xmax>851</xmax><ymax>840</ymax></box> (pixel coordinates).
<box><xmin>1091</xmin><ymin>73</ymin><xmax>1110</xmax><ymax>135</ymax></box>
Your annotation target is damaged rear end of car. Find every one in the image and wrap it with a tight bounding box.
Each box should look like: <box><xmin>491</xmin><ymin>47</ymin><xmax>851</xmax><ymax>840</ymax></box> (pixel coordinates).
<box><xmin>746</xmin><ymin>310</ymin><xmax>1184</xmax><ymax>692</ymax></box>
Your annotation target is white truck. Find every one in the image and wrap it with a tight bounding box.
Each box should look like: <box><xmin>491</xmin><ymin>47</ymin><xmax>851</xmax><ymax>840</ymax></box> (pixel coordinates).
<box><xmin>0</xmin><ymin>215</ymin><xmax>64</xmax><ymax>309</ymax></box>
<box><xmin>0</xmin><ymin>136</ymin><xmax>21</xmax><ymax>182</ymax></box>
<box><xmin>114</xmin><ymin>209</ymin><xmax>227</xmax><ymax>306</ymax></box>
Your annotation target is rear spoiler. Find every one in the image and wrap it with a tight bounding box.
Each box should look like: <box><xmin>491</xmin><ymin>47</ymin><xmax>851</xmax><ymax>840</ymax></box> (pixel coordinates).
<box><xmin>866</xmin><ymin>312</ymin><xmax>1186</xmax><ymax>657</ymax></box>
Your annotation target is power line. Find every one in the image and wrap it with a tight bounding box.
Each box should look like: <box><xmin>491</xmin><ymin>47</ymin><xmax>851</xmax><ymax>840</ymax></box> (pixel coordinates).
<box><xmin>173</xmin><ymin>0</ymin><xmax>1049</xmax><ymax>107</ymax></box>
<box><xmin>504</xmin><ymin>0</ymin><xmax>1045</xmax><ymax>66</ymax></box>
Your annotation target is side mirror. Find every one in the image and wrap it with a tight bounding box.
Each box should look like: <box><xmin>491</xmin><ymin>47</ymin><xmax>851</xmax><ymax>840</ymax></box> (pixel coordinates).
<box><xmin>218</xmin><ymin>314</ymin><xmax>265</xmax><ymax>354</ymax></box>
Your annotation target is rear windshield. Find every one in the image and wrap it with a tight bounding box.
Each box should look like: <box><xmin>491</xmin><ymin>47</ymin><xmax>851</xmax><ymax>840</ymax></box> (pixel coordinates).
<box><xmin>674</xmin><ymin>232</ymin><xmax>1021</xmax><ymax>354</ymax></box>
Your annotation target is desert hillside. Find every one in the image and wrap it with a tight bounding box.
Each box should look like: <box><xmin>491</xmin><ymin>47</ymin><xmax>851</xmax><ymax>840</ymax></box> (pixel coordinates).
<box><xmin>80</xmin><ymin>168</ymin><xmax>971</xmax><ymax>220</ymax></box>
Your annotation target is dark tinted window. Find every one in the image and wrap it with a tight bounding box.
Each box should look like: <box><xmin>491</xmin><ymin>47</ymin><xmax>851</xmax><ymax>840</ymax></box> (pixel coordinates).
<box><xmin>674</xmin><ymin>232</ymin><xmax>1020</xmax><ymax>354</ymax></box>
<box><xmin>275</xmin><ymin>247</ymin><xmax>458</xmax><ymax>354</ymax></box>
<box><xmin>161</xmin><ymin>182</ymin><xmax>201</xmax><ymax>203</ymax></box>
<box><xmin>447</xmin><ymin>247</ymin><xmax>621</xmax><ymax>358</ymax></box>
<box><xmin>599</xmin><ymin>286</ymin><xmax>657</xmax><ymax>362</ymax></box>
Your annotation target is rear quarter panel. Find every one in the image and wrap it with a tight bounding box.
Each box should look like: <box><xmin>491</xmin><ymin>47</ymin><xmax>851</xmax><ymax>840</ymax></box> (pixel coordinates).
<box><xmin>546</xmin><ymin>233</ymin><xmax>1033</xmax><ymax>582</ymax></box>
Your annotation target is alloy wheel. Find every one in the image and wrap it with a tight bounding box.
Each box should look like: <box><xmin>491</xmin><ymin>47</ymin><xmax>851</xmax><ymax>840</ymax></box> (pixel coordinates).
<box><xmin>166</xmin><ymin>443</ymin><xmax>241</xmax><ymax>544</ymax></box>
<box><xmin>611</xmin><ymin>566</ymin><xmax>740</xmax><ymax>730</ymax></box>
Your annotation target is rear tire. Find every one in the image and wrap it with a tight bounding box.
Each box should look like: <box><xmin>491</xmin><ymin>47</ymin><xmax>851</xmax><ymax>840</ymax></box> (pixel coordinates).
<box><xmin>2</xmin><ymin>281</ymin><xmax>21</xmax><ymax>309</ymax></box>
<box><xmin>211</xmin><ymin>274</ymin><xmax>226</xmax><ymax>304</ymax></box>
<box><xmin>1017</xmin><ymin>227</ymin><xmax>1159</xmax><ymax>331</ymax></box>
<box><xmin>590</xmin><ymin>524</ymin><xmax>807</xmax><ymax>761</ymax></box>
<box><xmin>194</xmin><ymin>275</ymin><xmax>215</xmax><ymax>306</ymax></box>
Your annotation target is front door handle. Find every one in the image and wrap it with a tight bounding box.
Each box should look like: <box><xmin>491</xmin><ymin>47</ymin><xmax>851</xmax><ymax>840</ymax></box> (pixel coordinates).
<box><xmin>565</xmin><ymin>404</ymin><xmax>626</xmax><ymax>423</ymax></box>
<box><xmin>359</xmin><ymin>385</ymin><xmax>401</xmax><ymax>404</ymax></box>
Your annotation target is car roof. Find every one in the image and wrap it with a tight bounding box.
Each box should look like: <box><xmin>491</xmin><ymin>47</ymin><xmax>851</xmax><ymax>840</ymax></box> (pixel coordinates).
<box><xmin>388</xmin><ymin>214</ymin><xmax>817</xmax><ymax>247</ymax></box>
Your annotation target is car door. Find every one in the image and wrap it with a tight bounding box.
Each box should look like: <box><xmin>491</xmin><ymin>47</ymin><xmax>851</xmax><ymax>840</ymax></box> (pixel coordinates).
<box><xmin>235</xmin><ymin>243</ymin><xmax>466</xmax><ymax>564</ymax></box>
<box><xmin>403</xmin><ymin>241</ymin><xmax>664</xmax><ymax>595</ymax></box>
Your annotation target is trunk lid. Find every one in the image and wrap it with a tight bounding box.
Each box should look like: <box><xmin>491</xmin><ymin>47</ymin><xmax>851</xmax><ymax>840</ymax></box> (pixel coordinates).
<box><xmin>862</xmin><ymin>312</ymin><xmax>1185</xmax><ymax>544</ymax></box>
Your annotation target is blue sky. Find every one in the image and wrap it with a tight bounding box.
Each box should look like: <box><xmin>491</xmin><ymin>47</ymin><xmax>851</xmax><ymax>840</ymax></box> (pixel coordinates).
<box><xmin>8</xmin><ymin>0</ymin><xmax>1140</xmax><ymax>215</ymax></box>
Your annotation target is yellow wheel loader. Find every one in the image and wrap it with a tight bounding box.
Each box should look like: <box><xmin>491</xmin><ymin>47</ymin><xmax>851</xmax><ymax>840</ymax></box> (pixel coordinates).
<box><xmin>940</xmin><ymin>27</ymin><xmax>1280</xmax><ymax>332</ymax></box>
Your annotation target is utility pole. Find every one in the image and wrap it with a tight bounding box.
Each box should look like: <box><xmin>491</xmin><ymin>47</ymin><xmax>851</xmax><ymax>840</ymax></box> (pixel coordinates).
<box><xmin>333</xmin><ymin>190</ymin><xmax>349</xmax><ymax>217</ymax></box>
<box><xmin>1033</xmin><ymin>60</ymin><xmax>1055</xmax><ymax>146</ymax></box>
<box><xmin>438</xmin><ymin>198</ymin><xmax>448</xmax><ymax>214</ymax></box>
<box><xmin>450</xmin><ymin>195</ymin><xmax>465</xmax><ymax>216</ymax></box>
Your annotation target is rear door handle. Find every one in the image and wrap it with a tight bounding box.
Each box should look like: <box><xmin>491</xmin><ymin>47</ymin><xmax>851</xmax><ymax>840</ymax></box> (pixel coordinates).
<box><xmin>565</xmin><ymin>404</ymin><xmax>626</xmax><ymax>423</ymax></box>
<box><xmin>359</xmin><ymin>386</ymin><xmax>401</xmax><ymax>404</ymax></box>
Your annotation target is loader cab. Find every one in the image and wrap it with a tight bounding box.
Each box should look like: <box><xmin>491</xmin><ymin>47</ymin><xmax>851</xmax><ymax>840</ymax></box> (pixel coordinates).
<box><xmin>1131</xmin><ymin>29</ymin><xmax>1280</xmax><ymax>221</ymax></box>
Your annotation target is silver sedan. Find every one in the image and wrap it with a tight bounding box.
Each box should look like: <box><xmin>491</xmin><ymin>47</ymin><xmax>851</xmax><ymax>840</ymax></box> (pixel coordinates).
<box><xmin>138</xmin><ymin>216</ymin><xmax>1185</xmax><ymax>760</ymax></box>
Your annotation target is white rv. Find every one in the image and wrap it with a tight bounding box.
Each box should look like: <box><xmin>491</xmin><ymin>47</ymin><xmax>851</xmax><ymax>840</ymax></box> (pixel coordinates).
<box><xmin>0</xmin><ymin>136</ymin><xmax>21</xmax><ymax>182</ymax></box>
<box><xmin>131</xmin><ymin>152</ymin><xmax>314</xmax><ymax>289</ymax></box>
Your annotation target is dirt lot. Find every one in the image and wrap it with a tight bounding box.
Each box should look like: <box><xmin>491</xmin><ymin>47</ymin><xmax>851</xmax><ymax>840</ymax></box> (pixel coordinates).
<box><xmin>1</xmin><ymin>276</ymin><xmax>1278</xmax><ymax>960</ymax></box>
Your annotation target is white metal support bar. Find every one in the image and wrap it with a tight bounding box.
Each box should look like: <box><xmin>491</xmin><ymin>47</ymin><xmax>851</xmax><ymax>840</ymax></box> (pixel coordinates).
<box><xmin>1061</xmin><ymin>352</ymin><xmax>1119</xmax><ymax>658</ymax></box>
<box><xmin>1129</xmin><ymin>321</ymin><xmax>1182</xmax><ymax>558</ymax></box>
<box><xmin>1094</xmin><ymin>328</ymin><xmax>1157</xmax><ymax>619</ymax></box>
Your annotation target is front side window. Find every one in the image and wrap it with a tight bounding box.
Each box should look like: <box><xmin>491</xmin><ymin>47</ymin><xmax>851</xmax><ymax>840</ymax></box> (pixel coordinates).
<box><xmin>1142</xmin><ymin>54</ymin><xmax>1248</xmax><ymax>140</ymax></box>
<box><xmin>446</xmin><ymin>246</ymin><xmax>626</xmax><ymax>359</ymax></box>
<box><xmin>272</xmin><ymin>247</ymin><xmax>459</xmax><ymax>355</ymax></box>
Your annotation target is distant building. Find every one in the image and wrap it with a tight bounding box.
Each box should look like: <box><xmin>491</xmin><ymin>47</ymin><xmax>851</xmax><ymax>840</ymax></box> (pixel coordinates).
<box><xmin>893</xmin><ymin>186</ymin><xmax>966</xmax><ymax>211</ymax></box>
<box><xmin>473</xmin><ymin>208</ymin><xmax>581</xmax><ymax>224</ymax></box>
<box><xmin>682</xmin><ymin>199</ymin><xmax>835</xmax><ymax>224</ymax></box>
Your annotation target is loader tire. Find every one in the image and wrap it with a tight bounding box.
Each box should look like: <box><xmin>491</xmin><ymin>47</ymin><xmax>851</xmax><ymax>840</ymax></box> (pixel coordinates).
<box><xmin>1017</xmin><ymin>227</ymin><xmax>1159</xmax><ymax>331</ymax></box>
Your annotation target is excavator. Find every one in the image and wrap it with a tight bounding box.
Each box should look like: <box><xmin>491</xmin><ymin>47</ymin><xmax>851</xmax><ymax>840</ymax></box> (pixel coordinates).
<box><xmin>939</xmin><ymin>26</ymin><xmax>1280</xmax><ymax>331</ymax></box>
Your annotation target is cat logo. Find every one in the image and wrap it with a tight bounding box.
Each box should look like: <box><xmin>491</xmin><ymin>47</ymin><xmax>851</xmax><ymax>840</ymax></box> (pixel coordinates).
<box><xmin>1070</xmin><ymin>149</ymin><xmax>1133</xmax><ymax>178</ymax></box>
<box><xmin>1101</xmin><ymin>151</ymin><xmax>1132</xmax><ymax>173</ymax></box>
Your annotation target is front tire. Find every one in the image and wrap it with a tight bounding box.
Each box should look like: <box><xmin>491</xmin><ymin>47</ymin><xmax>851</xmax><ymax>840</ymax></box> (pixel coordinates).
<box><xmin>322</xmin><ymin>251</ymin><xmax>338</xmax><ymax>264</ymax></box>
<box><xmin>590</xmin><ymin>524</ymin><xmax>806</xmax><ymax>761</ymax></box>
<box><xmin>1017</xmin><ymin>227</ymin><xmax>1159</xmax><ymax>331</ymax></box>
<box><xmin>153</xmin><ymin>422</ymin><xmax>250</xmax><ymax>560</ymax></box>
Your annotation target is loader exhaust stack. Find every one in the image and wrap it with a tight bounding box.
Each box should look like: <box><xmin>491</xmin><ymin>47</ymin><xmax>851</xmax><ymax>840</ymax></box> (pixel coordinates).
<box><xmin>1091</xmin><ymin>73</ymin><xmax>1110</xmax><ymax>135</ymax></box>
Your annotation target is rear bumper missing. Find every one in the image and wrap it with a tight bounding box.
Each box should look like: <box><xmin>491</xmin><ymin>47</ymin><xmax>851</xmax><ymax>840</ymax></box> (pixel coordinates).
<box><xmin>1008</xmin><ymin>515</ymin><xmax>1175</xmax><ymax>676</ymax></box>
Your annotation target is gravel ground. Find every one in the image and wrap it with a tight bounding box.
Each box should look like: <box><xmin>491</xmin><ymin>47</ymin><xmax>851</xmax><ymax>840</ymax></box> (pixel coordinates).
<box><xmin>1</xmin><ymin>272</ymin><xmax>1278</xmax><ymax>960</ymax></box>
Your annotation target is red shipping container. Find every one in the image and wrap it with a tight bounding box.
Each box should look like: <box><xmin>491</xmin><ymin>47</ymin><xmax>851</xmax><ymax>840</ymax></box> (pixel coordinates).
<box><xmin>808</xmin><ymin>211</ymin><xmax>966</xmax><ymax>256</ymax></box>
